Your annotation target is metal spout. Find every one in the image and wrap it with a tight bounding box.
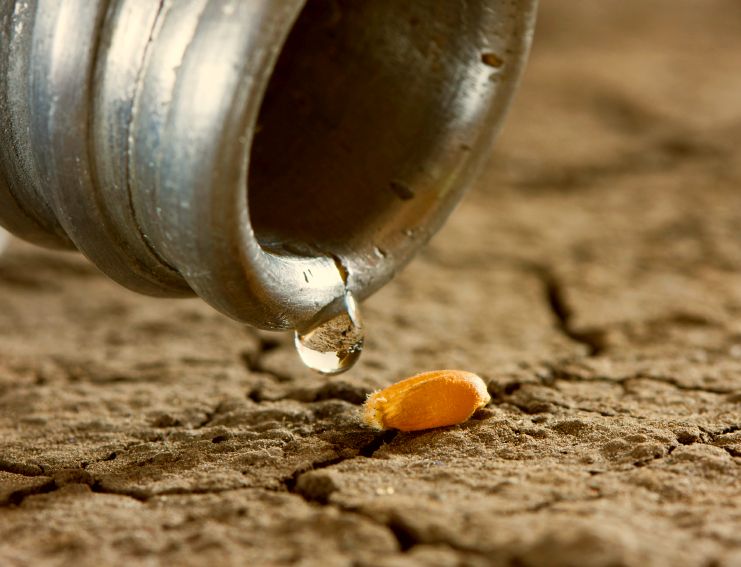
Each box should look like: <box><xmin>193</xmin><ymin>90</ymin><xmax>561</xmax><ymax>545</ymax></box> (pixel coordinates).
<box><xmin>0</xmin><ymin>0</ymin><xmax>537</xmax><ymax>331</ymax></box>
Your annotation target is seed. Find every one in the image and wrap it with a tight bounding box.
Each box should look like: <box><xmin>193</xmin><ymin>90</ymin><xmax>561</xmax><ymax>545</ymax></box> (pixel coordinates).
<box><xmin>362</xmin><ymin>370</ymin><xmax>491</xmax><ymax>432</ymax></box>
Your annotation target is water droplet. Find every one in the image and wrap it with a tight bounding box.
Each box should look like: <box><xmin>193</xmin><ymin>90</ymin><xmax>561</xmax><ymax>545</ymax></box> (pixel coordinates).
<box><xmin>294</xmin><ymin>291</ymin><xmax>364</xmax><ymax>375</ymax></box>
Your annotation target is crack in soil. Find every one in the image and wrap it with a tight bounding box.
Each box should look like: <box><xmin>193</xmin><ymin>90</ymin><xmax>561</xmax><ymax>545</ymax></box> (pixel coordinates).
<box><xmin>92</xmin><ymin>482</ymin><xmax>248</xmax><ymax>502</ymax></box>
<box><xmin>537</xmin><ymin>268</ymin><xmax>607</xmax><ymax>356</ymax></box>
<box><xmin>283</xmin><ymin>430</ymin><xmax>398</xmax><ymax>492</ymax></box>
<box><xmin>490</xmin><ymin>391</ymin><xmax>617</xmax><ymax>418</ymax></box>
<box><xmin>80</xmin><ymin>451</ymin><xmax>118</xmax><ymax>470</ymax></box>
<box><xmin>632</xmin><ymin>444</ymin><xmax>678</xmax><ymax>468</ymax></box>
<box><xmin>4</xmin><ymin>478</ymin><xmax>56</xmax><ymax>507</ymax></box>
<box><xmin>248</xmin><ymin>381</ymin><xmax>371</xmax><ymax>406</ymax></box>
<box><xmin>718</xmin><ymin>424</ymin><xmax>741</xmax><ymax>435</ymax></box>
<box><xmin>279</xmin><ymin>428</ymin><xmax>610</xmax><ymax>555</ymax></box>
<box><xmin>721</xmin><ymin>447</ymin><xmax>741</xmax><ymax>458</ymax></box>
<box><xmin>403</xmin><ymin>253</ymin><xmax>609</xmax><ymax>356</ymax></box>
<box><xmin>2</xmin><ymin>470</ymin><xmax>258</xmax><ymax>508</ymax></box>
<box><xmin>358</xmin><ymin>430</ymin><xmax>398</xmax><ymax>458</ymax></box>
<box><xmin>0</xmin><ymin>459</ymin><xmax>45</xmax><ymax>477</ymax></box>
<box><xmin>347</xmin><ymin>494</ymin><xmax>607</xmax><ymax>555</ymax></box>
<box><xmin>545</xmin><ymin>365</ymin><xmax>735</xmax><ymax>396</ymax></box>
<box><xmin>194</xmin><ymin>400</ymin><xmax>229</xmax><ymax>429</ymax></box>
<box><xmin>239</xmin><ymin>332</ymin><xmax>299</xmax><ymax>385</ymax></box>
<box><xmin>696</xmin><ymin>425</ymin><xmax>741</xmax><ymax>459</ymax></box>
<box><xmin>240</xmin><ymin>351</ymin><xmax>294</xmax><ymax>383</ymax></box>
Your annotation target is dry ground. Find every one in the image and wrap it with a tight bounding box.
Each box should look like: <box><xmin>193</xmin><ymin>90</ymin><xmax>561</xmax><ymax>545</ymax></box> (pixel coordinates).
<box><xmin>0</xmin><ymin>2</ymin><xmax>740</xmax><ymax>566</ymax></box>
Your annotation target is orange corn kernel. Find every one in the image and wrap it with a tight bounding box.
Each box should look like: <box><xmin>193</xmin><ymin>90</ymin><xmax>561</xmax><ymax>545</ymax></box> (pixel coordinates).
<box><xmin>362</xmin><ymin>370</ymin><xmax>491</xmax><ymax>432</ymax></box>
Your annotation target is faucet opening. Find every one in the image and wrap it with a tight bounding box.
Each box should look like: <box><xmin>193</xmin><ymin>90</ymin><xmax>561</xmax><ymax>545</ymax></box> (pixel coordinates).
<box><xmin>247</xmin><ymin>0</ymin><xmax>504</xmax><ymax>289</ymax></box>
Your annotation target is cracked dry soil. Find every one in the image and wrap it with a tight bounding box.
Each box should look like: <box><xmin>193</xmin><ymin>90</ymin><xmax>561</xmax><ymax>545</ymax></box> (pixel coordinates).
<box><xmin>1</xmin><ymin>2</ymin><xmax>740</xmax><ymax>566</ymax></box>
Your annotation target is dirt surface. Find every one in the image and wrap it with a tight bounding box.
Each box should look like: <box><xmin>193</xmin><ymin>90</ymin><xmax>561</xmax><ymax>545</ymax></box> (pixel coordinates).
<box><xmin>1</xmin><ymin>2</ymin><xmax>740</xmax><ymax>566</ymax></box>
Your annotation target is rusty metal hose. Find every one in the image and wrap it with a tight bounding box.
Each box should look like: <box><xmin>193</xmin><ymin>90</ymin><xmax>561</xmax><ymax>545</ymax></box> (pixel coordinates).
<box><xmin>0</xmin><ymin>0</ymin><xmax>537</xmax><ymax>336</ymax></box>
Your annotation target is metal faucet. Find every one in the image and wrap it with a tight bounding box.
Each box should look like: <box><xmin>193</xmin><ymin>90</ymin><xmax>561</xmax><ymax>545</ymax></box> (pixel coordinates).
<box><xmin>0</xmin><ymin>0</ymin><xmax>537</xmax><ymax>334</ymax></box>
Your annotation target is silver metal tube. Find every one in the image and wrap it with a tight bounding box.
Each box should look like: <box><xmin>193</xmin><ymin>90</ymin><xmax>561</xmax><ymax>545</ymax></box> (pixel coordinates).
<box><xmin>0</xmin><ymin>0</ymin><xmax>537</xmax><ymax>331</ymax></box>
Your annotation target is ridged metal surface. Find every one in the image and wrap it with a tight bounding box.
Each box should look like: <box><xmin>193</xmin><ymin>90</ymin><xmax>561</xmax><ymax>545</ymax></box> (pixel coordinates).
<box><xmin>0</xmin><ymin>0</ymin><xmax>537</xmax><ymax>331</ymax></box>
